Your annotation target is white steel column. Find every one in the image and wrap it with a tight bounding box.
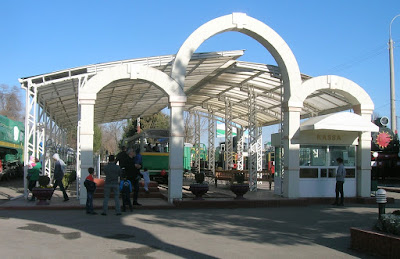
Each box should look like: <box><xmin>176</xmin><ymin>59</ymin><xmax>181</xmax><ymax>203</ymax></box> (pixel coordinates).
<box><xmin>193</xmin><ymin>111</ymin><xmax>201</xmax><ymax>173</ymax></box>
<box><xmin>207</xmin><ymin>108</ymin><xmax>215</xmax><ymax>176</ymax></box>
<box><xmin>355</xmin><ymin>106</ymin><xmax>374</xmax><ymax>197</ymax></box>
<box><xmin>168</xmin><ymin>97</ymin><xmax>186</xmax><ymax>203</ymax></box>
<box><xmin>225</xmin><ymin>97</ymin><xmax>233</xmax><ymax>170</ymax></box>
<box><xmin>257</xmin><ymin>126</ymin><xmax>263</xmax><ymax>182</ymax></box>
<box><xmin>282</xmin><ymin>104</ymin><xmax>301</xmax><ymax>198</ymax></box>
<box><xmin>248</xmin><ymin>86</ymin><xmax>258</xmax><ymax>191</ymax></box>
<box><xmin>36</xmin><ymin>105</ymin><xmax>46</xmax><ymax>160</ymax></box>
<box><xmin>237</xmin><ymin>127</ymin><xmax>245</xmax><ymax>171</ymax></box>
<box><xmin>23</xmin><ymin>81</ymin><xmax>37</xmax><ymax>198</ymax></box>
<box><xmin>78</xmin><ymin>93</ymin><xmax>96</xmax><ymax>205</ymax></box>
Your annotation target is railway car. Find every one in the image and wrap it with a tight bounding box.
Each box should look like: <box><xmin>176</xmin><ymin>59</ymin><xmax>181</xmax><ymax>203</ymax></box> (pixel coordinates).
<box><xmin>124</xmin><ymin>129</ymin><xmax>192</xmax><ymax>183</ymax></box>
<box><xmin>0</xmin><ymin>115</ymin><xmax>24</xmax><ymax>180</ymax></box>
<box><xmin>371</xmin><ymin>117</ymin><xmax>400</xmax><ymax>179</ymax></box>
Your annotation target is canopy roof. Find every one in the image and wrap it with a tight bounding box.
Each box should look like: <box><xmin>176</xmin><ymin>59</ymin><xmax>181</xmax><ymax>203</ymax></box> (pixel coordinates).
<box><xmin>20</xmin><ymin>50</ymin><xmax>354</xmax><ymax>130</ymax></box>
<box><xmin>300</xmin><ymin>112</ymin><xmax>379</xmax><ymax>132</ymax></box>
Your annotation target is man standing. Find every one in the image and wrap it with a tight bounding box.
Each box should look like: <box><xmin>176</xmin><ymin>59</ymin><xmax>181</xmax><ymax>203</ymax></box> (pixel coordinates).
<box><xmin>116</xmin><ymin>146</ymin><xmax>129</xmax><ymax>171</ymax></box>
<box><xmin>125</xmin><ymin>148</ymin><xmax>142</xmax><ymax>206</ymax></box>
<box><xmin>333</xmin><ymin>157</ymin><xmax>346</xmax><ymax>206</ymax></box>
<box><xmin>52</xmin><ymin>153</ymin><xmax>69</xmax><ymax>202</ymax></box>
<box><xmin>102</xmin><ymin>155</ymin><xmax>122</xmax><ymax>215</ymax></box>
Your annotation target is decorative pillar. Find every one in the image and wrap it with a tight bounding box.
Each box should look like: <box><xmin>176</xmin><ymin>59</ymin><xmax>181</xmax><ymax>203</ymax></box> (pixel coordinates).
<box><xmin>282</xmin><ymin>102</ymin><xmax>301</xmax><ymax>198</ymax></box>
<box><xmin>78</xmin><ymin>93</ymin><xmax>96</xmax><ymax>205</ymax></box>
<box><xmin>356</xmin><ymin>106</ymin><xmax>374</xmax><ymax>197</ymax></box>
<box><xmin>168</xmin><ymin>96</ymin><xmax>186</xmax><ymax>203</ymax></box>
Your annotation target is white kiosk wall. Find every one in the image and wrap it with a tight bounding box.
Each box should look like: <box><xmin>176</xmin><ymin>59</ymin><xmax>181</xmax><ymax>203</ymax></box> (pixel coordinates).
<box><xmin>272</xmin><ymin>130</ymin><xmax>359</xmax><ymax>197</ymax></box>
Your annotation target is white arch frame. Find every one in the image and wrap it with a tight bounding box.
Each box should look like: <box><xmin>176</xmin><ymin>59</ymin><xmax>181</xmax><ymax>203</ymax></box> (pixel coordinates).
<box><xmin>171</xmin><ymin>13</ymin><xmax>302</xmax><ymax>101</ymax></box>
<box><xmin>77</xmin><ymin>64</ymin><xmax>186</xmax><ymax>204</ymax></box>
<box><xmin>295</xmin><ymin>75</ymin><xmax>374</xmax><ymax>197</ymax></box>
<box><xmin>298</xmin><ymin>75</ymin><xmax>374</xmax><ymax>111</ymax></box>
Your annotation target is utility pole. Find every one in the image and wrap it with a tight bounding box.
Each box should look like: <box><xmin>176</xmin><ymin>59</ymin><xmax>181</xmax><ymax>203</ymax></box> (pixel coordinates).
<box><xmin>389</xmin><ymin>14</ymin><xmax>400</xmax><ymax>133</ymax></box>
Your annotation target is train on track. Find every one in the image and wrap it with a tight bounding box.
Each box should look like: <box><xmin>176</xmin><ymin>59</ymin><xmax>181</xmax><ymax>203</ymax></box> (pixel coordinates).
<box><xmin>0</xmin><ymin>115</ymin><xmax>24</xmax><ymax>180</ymax></box>
<box><xmin>371</xmin><ymin>117</ymin><xmax>400</xmax><ymax>179</ymax></box>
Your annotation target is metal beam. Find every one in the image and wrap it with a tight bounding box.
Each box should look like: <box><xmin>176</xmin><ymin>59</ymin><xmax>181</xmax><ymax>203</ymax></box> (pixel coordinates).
<box><xmin>248</xmin><ymin>86</ymin><xmax>258</xmax><ymax>191</ymax></box>
<box><xmin>225</xmin><ymin>97</ymin><xmax>234</xmax><ymax>170</ymax></box>
<box><xmin>207</xmin><ymin>108</ymin><xmax>215</xmax><ymax>176</ymax></box>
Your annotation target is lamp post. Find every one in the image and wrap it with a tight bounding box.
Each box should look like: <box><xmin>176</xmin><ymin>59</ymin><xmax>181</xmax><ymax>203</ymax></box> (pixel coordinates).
<box><xmin>389</xmin><ymin>14</ymin><xmax>400</xmax><ymax>133</ymax></box>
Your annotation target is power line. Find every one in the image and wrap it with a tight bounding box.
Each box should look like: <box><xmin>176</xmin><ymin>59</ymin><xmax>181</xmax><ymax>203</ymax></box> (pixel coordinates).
<box><xmin>327</xmin><ymin>41</ymin><xmax>400</xmax><ymax>74</ymax></box>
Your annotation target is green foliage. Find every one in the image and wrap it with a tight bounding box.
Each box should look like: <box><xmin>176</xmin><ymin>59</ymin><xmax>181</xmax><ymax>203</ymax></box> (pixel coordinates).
<box><xmin>38</xmin><ymin>175</ymin><xmax>51</xmax><ymax>187</ymax></box>
<box><xmin>93</xmin><ymin>124</ymin><xmax>102</xmax><ymax>154</ymax></box>
<box><xmin>234</xmin><ymin>172</ymin><xmax>245</xmax><ymax>184</ymax></box>
<box><xmin>375</xmin><ymin>212</ymin><xmax>400</xmax><ymax>236</ymax></box>
<box><xmin>123</xmin><ymin>112</ymin><xmax>170</xmax><ymax>142</ymax></box>
<box><xmin>62</xmin><ymin>170</ymin><xmax>77</xmax><ymax>190</ymax></box>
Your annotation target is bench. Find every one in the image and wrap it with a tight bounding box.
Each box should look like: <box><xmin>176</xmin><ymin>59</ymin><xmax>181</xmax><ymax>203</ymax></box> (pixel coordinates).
<box><xmin>214</xmin><ymin>170</ymin><xmax>272</xmax><ymax>187</ymax></box>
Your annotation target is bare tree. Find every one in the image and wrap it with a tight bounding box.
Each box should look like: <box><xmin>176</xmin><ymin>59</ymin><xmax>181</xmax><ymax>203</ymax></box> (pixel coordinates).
<box><xmin>183</xmin><ymin>111</ymin><xmax>208</xmax><ymax>144</ymax></box>
<box><xmin>101</xmin><ymin>121</ymin><xmax>125</xmax><ymax>155</ymax></box>
<box><xmin>0</xmin><ymin>84</ymin><xmax>23</xmax><ymax>121</ymax></box>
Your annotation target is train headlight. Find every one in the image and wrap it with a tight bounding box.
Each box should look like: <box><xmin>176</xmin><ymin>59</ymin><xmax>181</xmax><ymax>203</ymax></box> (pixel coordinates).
<box><xmin>373</xmin><ymin>152</ymin><xmax>379</xmax><ymax>158</ymax></box>
<box><xmin>13</xmin><ymin>126</ymin><xmax>19</xmax><ymax>141</ymax></box>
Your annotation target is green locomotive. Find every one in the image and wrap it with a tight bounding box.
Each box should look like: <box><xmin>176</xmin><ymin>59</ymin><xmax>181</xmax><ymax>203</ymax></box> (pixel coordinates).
<box><xmin>0</xmin><ymin>115</ymin><xmax>24</xmax><ymax>180</ymax></box>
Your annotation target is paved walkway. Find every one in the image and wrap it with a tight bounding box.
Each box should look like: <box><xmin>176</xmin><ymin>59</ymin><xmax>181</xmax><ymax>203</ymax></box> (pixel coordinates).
<box><xmin>1</xmin><ymin>181</ymin><xmax>400</xmax><ymax>210</ymax></box>
<box><xmin>0</xmin><ymin>200</ymin><xmax>396</xmax><ymax>258</ymax></box>
<box><xmin>1</xmin><ymin>181</ymin><xmax>399</xmax><ymax>258</ymax></box>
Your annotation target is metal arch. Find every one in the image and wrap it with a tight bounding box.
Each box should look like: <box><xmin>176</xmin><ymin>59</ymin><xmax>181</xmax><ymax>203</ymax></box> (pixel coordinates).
<box><xmin>207</xmin><ymin>108</ymin><xmax>215</xmax><ymax>176</ymax></box>
<box><xmin>225</xmin><ymin>97</ymin><xmax>233</xmax><ymax>170</ymax></box>
<box><xmin>248</xmin><ymin>86</ymin><xmax>258</xmax><ymax>191</ymax></box>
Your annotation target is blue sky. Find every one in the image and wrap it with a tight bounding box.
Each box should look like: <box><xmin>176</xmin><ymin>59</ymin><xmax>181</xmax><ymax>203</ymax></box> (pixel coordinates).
<box><xmin>1</xmin><ymin>0</ymin><xmax>400</xmax><ymax>141</ymax></box>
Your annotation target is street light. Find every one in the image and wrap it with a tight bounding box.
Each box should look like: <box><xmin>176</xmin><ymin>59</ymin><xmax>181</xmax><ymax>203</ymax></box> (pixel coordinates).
<box><xmin>389</xmin><ymin>14</ymin><xmax>400</xmax><ymax>133</ymax></box>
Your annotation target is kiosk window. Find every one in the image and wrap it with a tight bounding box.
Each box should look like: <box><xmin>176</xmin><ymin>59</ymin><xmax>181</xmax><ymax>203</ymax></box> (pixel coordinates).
<box><xmin>345</xmin><ymin>168</ymin><xmax>356</xmax><ymax>178</ymax></box>
<box><xmin>300</xmin><ymin>168</ymin><xmax>318</xmax><ymax>178</ymax></box>
<box><xmin>329</xmin><ymin>146</ymin><xmax>356</xmax><ymax>166</ymax></box>
<box><xmin>300</xmin><ymin>146</ymin><xmax>326</xmax><ymax>166</ymax></box>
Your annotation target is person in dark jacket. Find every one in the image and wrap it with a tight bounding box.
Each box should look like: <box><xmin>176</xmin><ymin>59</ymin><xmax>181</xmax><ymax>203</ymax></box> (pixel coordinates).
<box><xmin>28</xmin><ymin>157</ymin><xmax>41</xmax><ymax>201</ymax></box>
<box><xmin>52</xmin><ymin>153</ymin><xmax>69</xmax><ymax>201</ymax></box>
<box><xmin>101</xmin><ymin>155</ymin><xmax>122</xmax><ymax>215</ymax></box>
<box><xmin>125</xmin><ymin>148</ymin><xmax>142</xmax><ymax>206</ymax></box>
<box><xmin>333</xmin><ymin>157</ymin><xmax>346</xmax><ymax>206</ymax></box>
<box><xmin>84</xmin><ymin>167</ymin><xmax>97</xmax><ymax>215</ymax></box>
<box><xmin>116</xmin><ymin>146</ymin><xmax>129</xmax><ymax>171</ymax></box>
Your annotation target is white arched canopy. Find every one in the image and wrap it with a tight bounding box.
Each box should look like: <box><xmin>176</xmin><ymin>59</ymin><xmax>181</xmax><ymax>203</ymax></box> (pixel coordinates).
<box><xmin>19</xmin><ymin>13</ymin><xmax>377</xmax><ymax>202</ymax></box>
<box><xmin>171</xmin><ymin>12</ymin><xmax>302</xmax><ymax>102</ymax></box>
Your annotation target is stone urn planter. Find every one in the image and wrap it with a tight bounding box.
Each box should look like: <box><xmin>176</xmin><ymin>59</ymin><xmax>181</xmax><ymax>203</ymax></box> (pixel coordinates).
<box><xmin>230</xmin><ymin>183</ymin><xmax>250</xmax><ymax>199</ymax></box>
<box><xmin>32</xmin><ymin>175</ymin><xmax>54</xmax><ymax>205</ymax></box>
<box><xmin>230</xmin><ymin>172</ymin><xmax>249</xmax><ymax>199</ymax></box>
<box><xmin>32</xmin><ymin>187</ymin><xmax>54</xmax><ymax>205</ymax></box>
<box><xmin>189</xmin><ymin>172</ymin><xmax>209</xmax><ymax>200</ymax></box>
<box><xmin>189</xmin><ymin>183</ymin><xmax>209</xmax><ymax>200</ymax></box>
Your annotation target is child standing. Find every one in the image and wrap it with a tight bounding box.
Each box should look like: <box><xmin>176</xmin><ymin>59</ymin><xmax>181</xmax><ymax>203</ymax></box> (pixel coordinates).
<box><xmin>142</xmin><ymin>168</ymin><xmax>150</xmax><ymax>194</ymax></box>
<box><xmin>120</xmin><ymin>176</ymin><xmax>133</xmax><ymax>212</ymax></box>
<box><xmin>84</xmin><ymin>167</ymin><xmax>97</xmax><ymax>215</ymax></box>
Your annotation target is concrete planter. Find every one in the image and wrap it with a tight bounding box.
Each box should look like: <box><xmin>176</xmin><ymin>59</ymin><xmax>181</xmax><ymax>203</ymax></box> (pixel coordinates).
<box><xmin>32</xmin><ymin>187</ymin><xmax>54</xmax><ymax>205</ymax></box>
<box><xmin>350</xmin><ymin>227</ymin><xmax>400</xmax><ymax>257</ymax></box>
<box><xmin>189</xmin><ymin>184</ymin><xmax>209</xmax><ymax>200</ymax></box>
<box><xmin>230</xmin><ymin>184</ymin><xmax>250</xmax><ymax>200</ymax></box>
